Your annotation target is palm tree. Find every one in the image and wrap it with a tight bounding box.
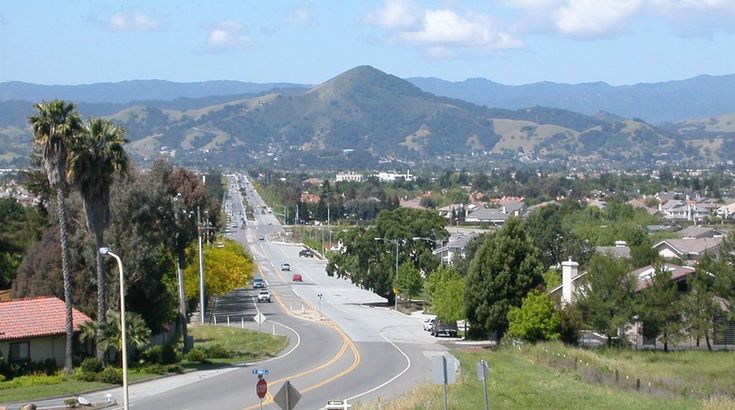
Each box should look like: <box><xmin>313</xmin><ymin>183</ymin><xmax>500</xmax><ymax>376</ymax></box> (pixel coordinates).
<box><xmin>28</xmin><ymin>100</ymin><xmax>83</xmax><ymax>373</ymax></box>
<box><xmin>69</xmin><ymin>118</ymin><xmax>128</xmax><ymax>361</ymax></box>
<box><xmin>80</xmin><ymin>311</ymin><xmax>150</xmax><ymax>366</ymax></box>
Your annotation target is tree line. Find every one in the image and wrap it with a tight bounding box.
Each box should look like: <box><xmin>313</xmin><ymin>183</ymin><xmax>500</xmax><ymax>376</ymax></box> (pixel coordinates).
<box><xmin>2</xmin><ymin>100</ymin><xmax>249</xmax><ymax>375</ymax></box>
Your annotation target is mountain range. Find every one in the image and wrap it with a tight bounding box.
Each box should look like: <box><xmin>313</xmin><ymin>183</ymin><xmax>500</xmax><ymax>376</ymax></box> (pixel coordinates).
<box><xmin>1</xmin><ymin>66</ymin><xmax>734</xmax><ymax>169</ymax></box>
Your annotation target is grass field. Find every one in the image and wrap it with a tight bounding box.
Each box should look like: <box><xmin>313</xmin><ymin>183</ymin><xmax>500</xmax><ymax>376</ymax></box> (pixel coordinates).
<box><xmin>355</xmin><ymin>343</ymin><xmax>735</xmax><ymax>410</ymax></box>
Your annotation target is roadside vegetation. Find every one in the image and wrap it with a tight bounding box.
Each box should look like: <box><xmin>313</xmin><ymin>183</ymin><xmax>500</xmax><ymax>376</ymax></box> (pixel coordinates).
<box><xmin>355</xmin><ymin>343</ymin><xmax>734</xmax><ymax>410</ymax></box>
<box><xmin>0</xmin><ymin>325</ymin><xmax>288</xmax><ymax>404</ymax></box>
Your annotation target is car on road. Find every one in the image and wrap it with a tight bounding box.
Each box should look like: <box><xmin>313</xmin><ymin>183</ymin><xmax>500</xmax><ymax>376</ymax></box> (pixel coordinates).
<box><xmin>281</xmin><ymin>263</ymin><xmax>291</xmax><ymax>271</ymax></box>
<box><xmin>267</xmin><ymin>221</ymin><xmax>272</xmax><ymax>225</ymax></box>
<box><xmin>430</xmin><ymin>319</ymin><xmax>458</xmax><ymax>337</ymax></box>
<box><xmin>258</xmin><ymin>235</ymin><xmax>265</xmax><ymax>241</ymax></box>
<box><xmin>422</xmin><ymin>316</ymin><xmax>437</xmax><ymax>331</ymax></box>
<box><xmin>292</xmin><ymin>273</ymin><xmax>303</xmax><ymax>282</ymax></box>
<box><xmin>253</xmin><ymin>278</ymin><xmax>265</xmax><ymax>289</ymax></box>
<box><xmin>257</xmin><ymin>290</ymin><xmax>271</xmax><ymax>303</ymax></box>
<box><xmin>299</xmin><ymin>249</ymin><xmax>314</xmax><ymax>257</ymax></box>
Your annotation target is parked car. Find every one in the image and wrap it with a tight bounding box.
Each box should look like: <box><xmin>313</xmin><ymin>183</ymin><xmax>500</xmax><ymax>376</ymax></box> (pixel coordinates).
<box><xmin>292</xmin><ymin>273</ymin><xmax>303</xmax><ymax>282</ymax></box>
<box><xmin>257</xmin><ymin>290</ymin><xmax>271</xmax><ymax>303</ymax></box>
<box><xmin>253</xmin><ymin>278</ymin><xmax>265</xmax><ymax>289</ymax></box>
<box><xmin>299</xmin><ymin>249</ymin><xmax>314</xmax><ymax>257</ymax></box>
<box><xmin>431</xmin><ymin>319</ymin><xmax>458</xmax><ymax>337</ymax></box>
<box><xmin>281</xmin><ymin>263</ymin><xmax>291</xmax><ymax>271</ymax></box>
<box><xmin>422</xmin><ymin>317</ymin><xmax>437</xmax><ymax>331</ymax></box>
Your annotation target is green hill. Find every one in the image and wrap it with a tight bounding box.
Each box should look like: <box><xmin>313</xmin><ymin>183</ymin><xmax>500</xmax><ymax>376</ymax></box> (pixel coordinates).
<box><xmin>0</xmin><ymin>66</ymin><xmax>722</xmax><ymax>168</ymax></box>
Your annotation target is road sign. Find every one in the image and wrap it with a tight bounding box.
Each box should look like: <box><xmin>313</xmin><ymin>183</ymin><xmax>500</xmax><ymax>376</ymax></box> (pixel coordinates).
<box><xmin>253</xmin><ymin>312</ymin><xmax>267</xmax><ymax>324</ymax></box>
<box><xmin>273</xmin><ymin>380</ymin><xmax>301</xmax><ymax>410</ymax></box>
<box><xmin>256</xmin><ymin>378</ymin><xmax>268</xmax><ymax>399</ymax></box>
<box><xmin>252</xmin><ymin>369</ymin><xmax>269</xmax><ymax>376</ymax></box>
<box><xmin>431</xmin><ymin>355</ymin><xmax>457</xmax><ymax>385</ymax></box>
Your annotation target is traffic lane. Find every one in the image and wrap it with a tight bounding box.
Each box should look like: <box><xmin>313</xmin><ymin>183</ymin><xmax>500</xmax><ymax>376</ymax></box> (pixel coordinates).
<box><xmin>133</xmin><ymin>313</ymin><xmax>349</xmax><ymax>410</ymax></box>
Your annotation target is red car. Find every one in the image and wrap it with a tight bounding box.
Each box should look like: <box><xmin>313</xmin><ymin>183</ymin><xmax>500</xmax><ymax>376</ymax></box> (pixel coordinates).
<box><xmin>292</xmin><ymin>273</ymin><xmax>303</xmax><ymax>282</ymax></box>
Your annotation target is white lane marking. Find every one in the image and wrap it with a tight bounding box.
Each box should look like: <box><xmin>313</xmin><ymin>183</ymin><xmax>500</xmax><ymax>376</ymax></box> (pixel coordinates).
<box><xmin>327</xmin><ymin>300</ymin><xmax>347</xmax><ymax>313</ymax></box>
<box><xmin>343</xmin><ymin>330</ymin><xmax>412</xmax><ymax>403</ymax></box>
<box><xmin>258</xmin><ymin>321</ymin><xmax>301</xmax><ymax>363</ymax></box>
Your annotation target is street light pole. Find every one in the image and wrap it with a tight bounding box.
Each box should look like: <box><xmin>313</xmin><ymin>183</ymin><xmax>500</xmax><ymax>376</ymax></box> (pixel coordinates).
<box><xmin>99</xmin><ymin>247</ymin><xmax>128</xmax><ymax>410</ymax></box>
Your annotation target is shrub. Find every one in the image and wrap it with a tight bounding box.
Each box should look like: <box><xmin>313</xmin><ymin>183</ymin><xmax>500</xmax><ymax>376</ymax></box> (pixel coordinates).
<box><xmin>0</xmin><ymin>372</ymin><xmax>63</xmax><ymax>389</ymax></box>
<box><xmin>75</xmin><ymin>368</ymin><xmax>98</xmax><ymax>382</ymax></box>
<box><xmin>205</xmin><ymin>344</ymin><xmax>231</xmax><ymax>359</ymax></box>
<box><xmin>185</xmin><ymin>348</ymin><xmax>208</xmax><ymax>363</ymax></box>
<box><xmin>142</xmin><ymin>344</ymin><xmax>179</xmax><ymax>365</ymax></box>
<box><xmin>166</xmin><ymin>364</ymin><xmax>184</xmax><ymax>374</ymax></box>
<box><xmin>0</xmin><ymin>374</ymin><xmax>6</xmax><ymax>383</ymax></box>
<box><xmin>64</xmin><ymin>398</ymin><xmax>79</xmax><ymax>408</ymax></box>
<box><xmin>80</xmin><ymin>357</ymin><xmax>104</xmax><ymax>374</ymax></box>
<box><xmin>144</xmin><ymin>364</ymin><xmax>168</xmax><ymax>375</ymax></box>
<box><xmin>96</xmin><ymin>367</ymin><xmax>123</xmax><ymax>384</ymax></box>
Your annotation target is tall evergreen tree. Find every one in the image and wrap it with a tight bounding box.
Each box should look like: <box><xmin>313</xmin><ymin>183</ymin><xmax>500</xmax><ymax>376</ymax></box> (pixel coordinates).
<box><xmin>576</xmin><ymin>255</ymin><xmax>636</xmax><ymax>346</ymax></box>
<box><xmin>28</xmin><ymin>100</ymin><xmax>83</xmax><ymax>373</ymax></box>
<box><xmin>69</xmin><ymin>118</ymin><xmax>128</xmax><ymax>360</ymax></box>
<box><xmin>464</xmin><ymin>218</ymin><xmax>543</xmax><ymax>338</ymax></box>
<box><xmin>636</xmin><ymin>265</ymin><xmax>683</xmax><ymax>352</ymax></box>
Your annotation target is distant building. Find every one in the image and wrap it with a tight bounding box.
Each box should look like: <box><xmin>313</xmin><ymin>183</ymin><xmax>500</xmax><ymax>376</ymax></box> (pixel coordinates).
<box><xmin>372</xmin><ymin>170</ymin><xmax>415</xmax><ymax>182</ymax></box>
<box><xmin>335</xmin><ymin>172</ymin><xmax>364</xmax><ymax>183</ymax></box>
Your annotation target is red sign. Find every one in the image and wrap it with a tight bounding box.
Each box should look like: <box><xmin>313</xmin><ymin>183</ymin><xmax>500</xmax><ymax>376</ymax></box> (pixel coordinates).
<box><xmin>256</xmin><ymin>378</ymin><xmax>268</xmax><ymax>399</ymax></box>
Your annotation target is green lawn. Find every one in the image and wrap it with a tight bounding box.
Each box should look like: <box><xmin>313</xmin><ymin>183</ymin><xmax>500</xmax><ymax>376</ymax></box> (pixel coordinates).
<box><xmin>355</xmin><ymin>343</ymin><xmax>734</xmax><ymax>410</ymax></box>
<box><xmin>0</xmin><ymin>325</ymin><xmax>289</xmax><ymax>404</ymax></box>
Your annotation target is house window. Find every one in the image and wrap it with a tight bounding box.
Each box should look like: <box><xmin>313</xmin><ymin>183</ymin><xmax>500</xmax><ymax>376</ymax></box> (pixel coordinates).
<box><xmin>9</xmin><ymin>341</ymin><xmax>30</xmax><ymax>362</ymax></box>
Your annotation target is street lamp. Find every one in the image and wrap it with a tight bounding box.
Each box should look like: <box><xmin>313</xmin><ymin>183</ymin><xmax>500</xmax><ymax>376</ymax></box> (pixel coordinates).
<box><xmin>374</xmin><ymin>237</ymin><xmax>400</xmax><ymax>310</ymax></box>
<box><xmin>98</xmin><ymin>247</ymin><xmax>129</xmax><ymax>410</ymax></box>
<box><xmin>412</xmin><ymin>237</ymin><xmax>447</xmax><ymax>265</ymax></box>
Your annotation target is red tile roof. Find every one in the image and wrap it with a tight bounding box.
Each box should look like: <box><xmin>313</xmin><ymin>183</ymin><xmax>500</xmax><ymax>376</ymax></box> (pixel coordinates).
<box><xmin>0</xmin><ymin>296</ymin><xmax>93</xmax><ymax>341</ymax></box>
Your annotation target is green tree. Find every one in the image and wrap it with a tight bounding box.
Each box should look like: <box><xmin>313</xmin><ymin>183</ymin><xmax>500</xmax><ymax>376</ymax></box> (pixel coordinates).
<box><xmin>507</xmin><ymin>291</ymin><xmax>561</xmax><ymax>343</ymax></box>
<box><xmin>393</xmin><ymin>262</ymin><xmax>422</xmax><ymax>304</ymax></box>
<box><xmin>327</xmin><ymin>207</ymin><xmax>446</xmax><ymax>303</ymax></box>
<box><xmin>576</xmin><ymin>255</ymin><xmax>636</xmax><ymax>346</ymax></box>
<box><xmin>28</xmin><ymin>99</ymin><xmax>83</xmax><ymax>373</ymax></box>
<box><xmin>636</xmin><ymin>265</ymin><xmax>684</xmax><ymax>352</ymax></box>
<box><xmin>80</xmin><ymin>310</ymin><xmax>151</xmax><ymax>366</ymax></box>
<box><xmin>426</xmin><ymin>265</ymin><xmax>465</xmax><ymax>323</ymax></box>
<box><xmin>683</xmin><ymin>257</ymin><xmax>722</xmax><ymax>351</ymax></box>
<box><xmin>465</xmin><ymin>218</ymin><xmax>544</xmax><ymax>338</ymax></box>
<box><xmin>68</xmin><ymin>118</ymin><xmax>129</xmax><ymax>360</ymax></box>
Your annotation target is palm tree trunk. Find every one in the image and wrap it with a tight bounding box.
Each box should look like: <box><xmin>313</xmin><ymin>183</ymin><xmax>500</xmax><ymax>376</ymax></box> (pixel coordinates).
<box><xmin>95</xmin><ymin>233</ymin><xmax>107</xmax><ymax>361</ymax></box>
<box><xmin>57</xmin><ymin>186</ymin><xmax>74</xmax><ymax>374</ymax></box>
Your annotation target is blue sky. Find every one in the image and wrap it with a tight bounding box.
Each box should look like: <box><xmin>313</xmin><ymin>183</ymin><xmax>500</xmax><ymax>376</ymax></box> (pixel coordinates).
<box><xmin>2</xmin><ymin>0</ymin><xmax>735</xmax><ymax>86</ymax></box>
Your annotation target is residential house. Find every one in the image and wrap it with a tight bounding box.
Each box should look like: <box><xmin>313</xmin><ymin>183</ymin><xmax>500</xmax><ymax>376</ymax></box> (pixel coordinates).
<box><xmin>716</xmin><ymin>200</ymin><xmax>735</xmax><ymax>220</ymax></box>
<box><xmin>595</xmin><ymin>241</ymin><xmax>631</xmax><ymax>259</ymax></box>
<box><xmin>300</xmin><ymin>191</ymin><xmax>321</xmax><ymax>204</ymax></box>
<box><xmin>0</xmin><ymin>296</ymin><xmax>93</xmax><ymax>366</ymax></box>
<box><xmin>433</xmin><ymin>232</ymin><xmax>481</xmax><ymax>265</ymax></box>
<box><xmin>653</xmin><ymin>237</ymin><xmax>723</xmax><ymax>262</ymax></box>
<box><xmin>335</xmin><ymin>172</ymin><xmax>364</xmax><ymax>183</ymax></box>
<box><xmin>465</xmin><ymin>207</ymin><xmax>511</xmax><ymax>225</ymax></box>
<box><xmin>676</xmin><ymin>226</ymin><xmax>726</xmax><ymax>239</ymax></box>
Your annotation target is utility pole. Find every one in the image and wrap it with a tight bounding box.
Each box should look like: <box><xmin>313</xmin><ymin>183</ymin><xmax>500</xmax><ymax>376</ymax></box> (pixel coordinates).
<box><xmin>197</xmin><ymin>207</ymin><xmax>205</xmax><ymax>324</ymax></box>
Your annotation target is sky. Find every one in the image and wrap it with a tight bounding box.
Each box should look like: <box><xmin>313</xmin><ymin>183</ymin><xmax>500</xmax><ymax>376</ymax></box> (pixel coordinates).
<box><xmin>2</xmin><ymin>0</ymin><xmax>735</xmax><ymax>86</ymax></box>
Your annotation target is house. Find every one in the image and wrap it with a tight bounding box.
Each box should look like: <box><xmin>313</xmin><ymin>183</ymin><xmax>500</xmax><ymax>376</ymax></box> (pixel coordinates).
<box><xmin>632</xmin><ymin>264</ymin><xmax>696</xmax><ymax>292</ymax></box>
<box><xmin>653</xmin><ymin>237</ymin><xmax>723</xmax><ymax>261</ymax></box>
<box><xmin>0</xmin><ymin>296</ymin><xmax>93</xmax><ymax>366</ymax></box>
<box><xmin>716</xmin><ymin>200</ymin><xmax>735</xmax><ymax>219</ymax></box>
<box><xmin>433</xmin><ymin>232</ymin><xmax>482</xmax><ymax>265</ymax></box>
<box><xmin>595</xmin><ymin>241</ymin><xmax>631</xmax><ymax>259</ymax></box>
<box><xmin>676</xmin><ymin>226</ymin><xmax>726</xmax><ymax>239</ymax></box>
<box><xmin>465</xmin><ymin>207</ymin><xmax>510</xmax><ymax>225</ymax></box>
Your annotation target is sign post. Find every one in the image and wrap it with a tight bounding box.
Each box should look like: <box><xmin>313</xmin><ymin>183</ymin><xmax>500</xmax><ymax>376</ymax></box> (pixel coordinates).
<box><xmin>432</xmin><ymin>355</ymin><xmax>456</xmax><ymax>410</ymax></box>
<box><xmin>476</xmin><ymin>360</ymin><xmax>490</xmax><ymax>410</ymax></box>
<box><xmin>317</xmin><ymin>293</ymin><xmax>323</xmax><ymax>314</ymax></box>
<box><xmin>256</xmin><ymin>375</ymin><xmax>268</xmax><ymax>410</ymax></box>
<box><xmin>273</xmin><ymin>380</ymin><xmax>301</xmax><ymax>410</ymax></box>
<box><xmin>254</xmin><ymin>312</ymin><xmax>267</xmax><ymax>349</ymax></box>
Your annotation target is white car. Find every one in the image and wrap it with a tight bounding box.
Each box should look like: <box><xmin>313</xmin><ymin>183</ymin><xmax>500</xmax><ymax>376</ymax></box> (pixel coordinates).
<box><xmin>423</xmin><ymin>317</ymin><xmax>437</xmax><ymax>331</ymax></box>
<box><xmin>257</xmin><ymin>290</ymin><xmax>271</xmax><ymax>303</ymax></box>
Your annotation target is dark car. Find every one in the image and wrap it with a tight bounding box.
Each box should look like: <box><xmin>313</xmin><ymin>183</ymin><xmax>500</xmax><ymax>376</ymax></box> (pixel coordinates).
<box><xmin>299</xmin><ymin>249</ymin><xmax>314</xmax><ymax>257</ymax></box>
<box><xmin>430</xmin><ymin>319</ymin><xmax>458</xmax><ymax>338</ymax></box>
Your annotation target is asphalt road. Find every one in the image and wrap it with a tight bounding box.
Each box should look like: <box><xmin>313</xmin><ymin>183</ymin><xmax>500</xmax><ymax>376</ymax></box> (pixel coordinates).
<box><xmin>6</xmin><ymin>175</ymin><xmax>454</xmax><ymax>410</ymax></box>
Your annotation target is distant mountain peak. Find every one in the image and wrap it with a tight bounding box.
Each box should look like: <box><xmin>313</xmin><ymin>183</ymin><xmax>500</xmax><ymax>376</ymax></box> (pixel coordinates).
<box><xmin>307</xmin><ymin>65</ymin><xmax>426</xmax><ymax>99</ymax></box>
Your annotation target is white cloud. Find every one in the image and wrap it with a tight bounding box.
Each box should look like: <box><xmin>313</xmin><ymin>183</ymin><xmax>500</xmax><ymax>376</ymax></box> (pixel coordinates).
<box><xmin>204</xmin><ymin>20</ymin><xmax>252</xmax><ymax>51</ymax></box>
<box><xmin>107</xmin><ymin>11</ymin><xmax>161</xmax><ymax>31</ymax></box>
<box><xmin>286</xmin><ymin>7</ymin><xmax>314</xmax><ymax>25</ymax></box>
<box><xmin>508</xmin><ymin>0</ymin><xmax>735</xmax><ymax>39</ymax></box>
<box><xmin>553</xmin><ymin>0</ymin><xmax>641</xmax><ymax>38</ymax></box>
<box><xmin>366</xmin><ymin>0</ymin><xmax>421</xmax><ymax>30</ymax></box>
<box><xmin>367</xmin><ymin>2</ymin><xmax>522</xmax><ymax>58</ymax></box>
